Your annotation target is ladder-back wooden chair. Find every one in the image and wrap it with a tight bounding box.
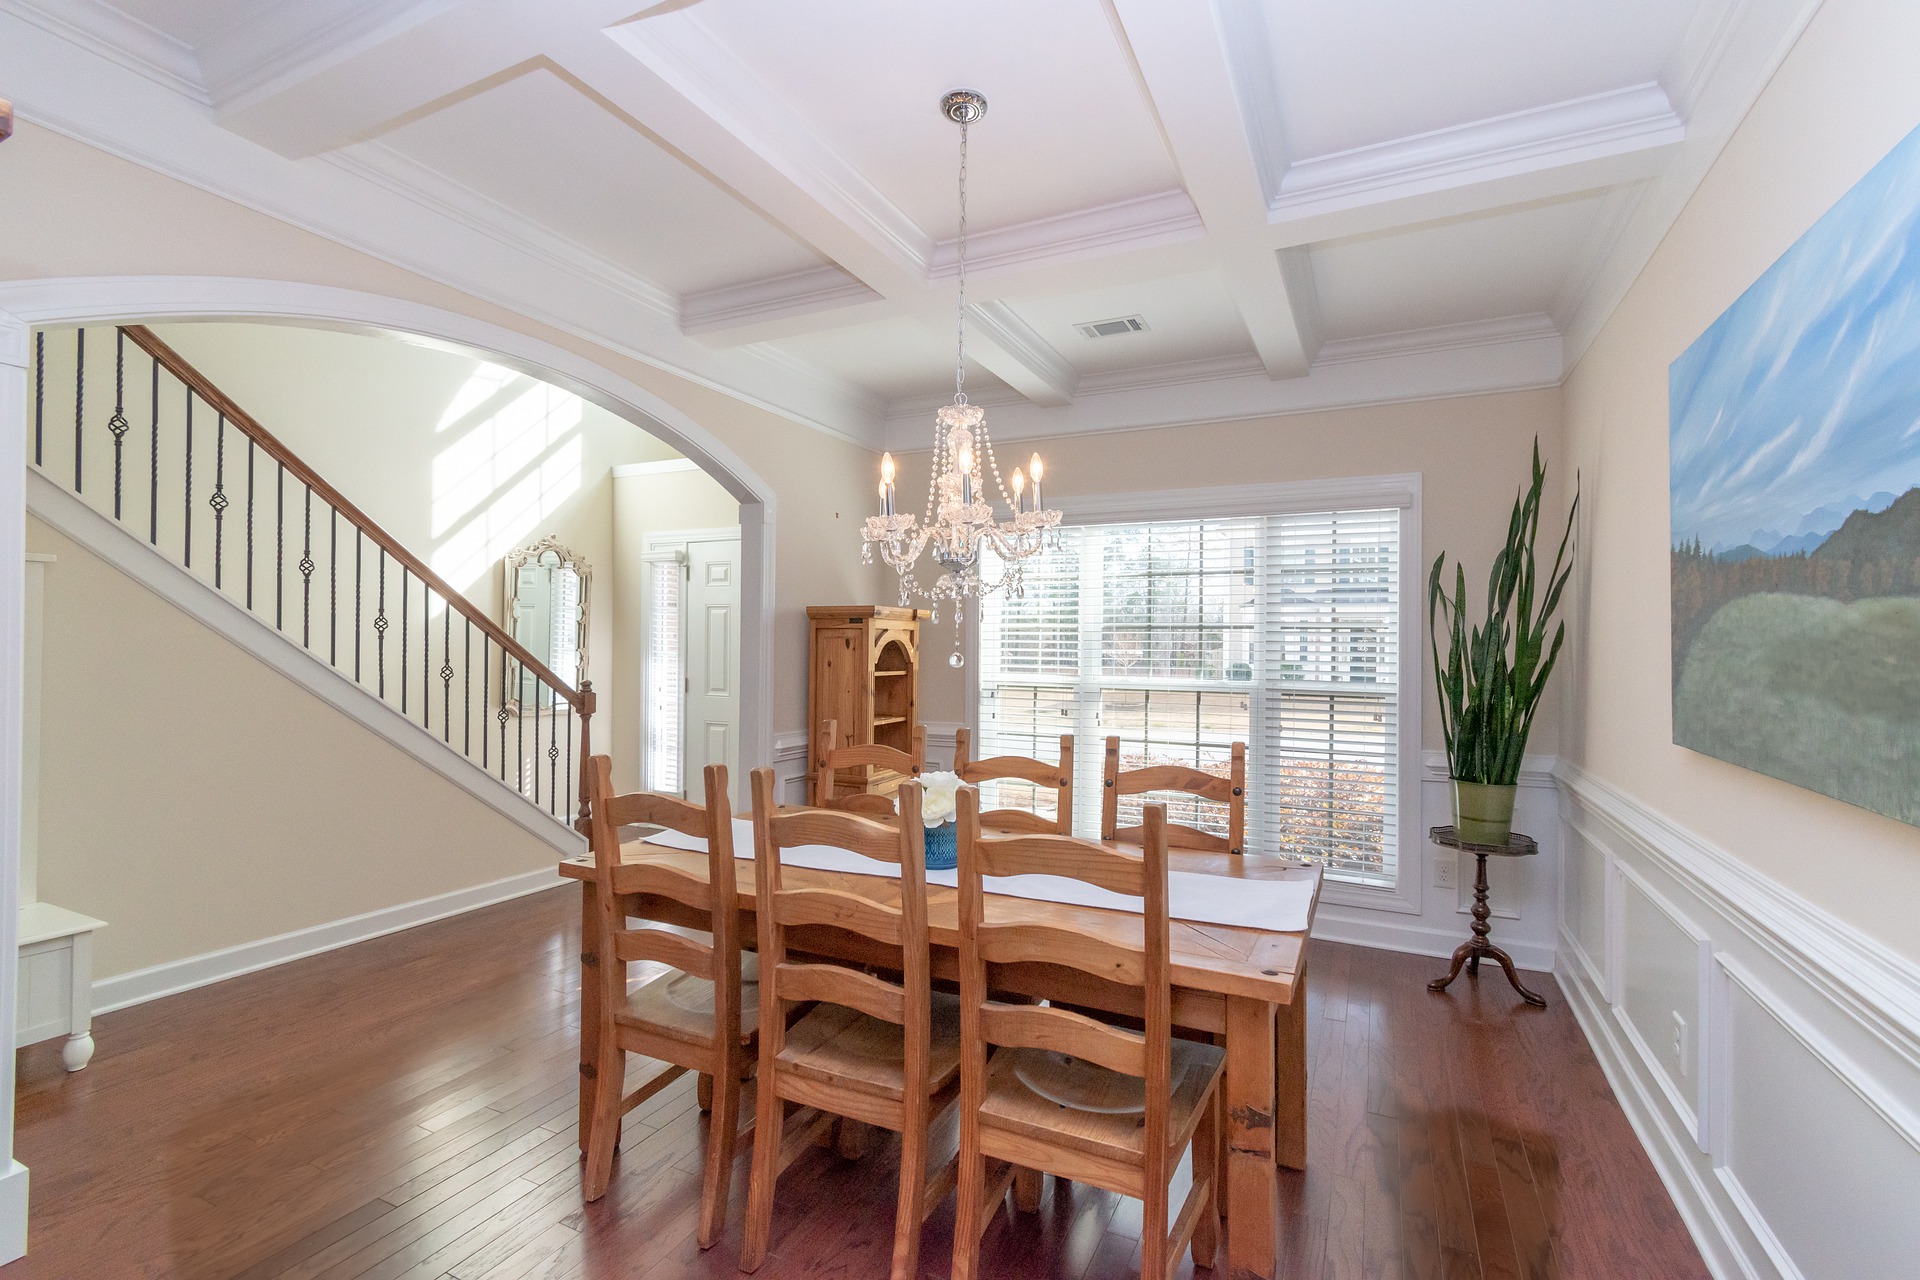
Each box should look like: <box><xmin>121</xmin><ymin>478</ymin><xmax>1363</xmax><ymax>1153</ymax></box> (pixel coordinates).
<box><xmin>952</xmin><ymin>728</ymin><xmax>1075</xmax><ymax>835</ymax></box>
<box><xmin>581</xmin><ymin>757</ymin><xmax>755</xmax><ymax>1251</ymax></box>
<box><xmin>813</xmin><ymin>717</ymin><xmax>926</xmax><ymax>817</ymax></box>
<box><xmin>741</xmin><ymin>770</ymin><xmax>962</xmax><ymax>1280</ymax></box>
<box><xmin>951</xmin><ymin>791</ymin><xmax>1222</xmax><ymax>1280</ymax></box>
<box><xmin>1101</xmin><ymin>736</ymin><xmax>1246</xmax><ymax>856</ymax></box>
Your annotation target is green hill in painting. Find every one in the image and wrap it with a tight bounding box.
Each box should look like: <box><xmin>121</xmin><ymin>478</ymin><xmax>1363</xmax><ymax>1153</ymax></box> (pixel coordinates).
<box><xmin>1813</xmin><ymin>486</ymin><xmax>1920</xmax><ymax>562</ymax></box>
<box><xmin>1674</xmin><ymin>592</ymin><xmax>1920</xmax><ymax>823</ymax></box>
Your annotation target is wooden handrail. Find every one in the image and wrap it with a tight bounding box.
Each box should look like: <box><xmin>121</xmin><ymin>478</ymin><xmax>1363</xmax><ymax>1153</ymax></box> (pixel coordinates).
<box><xmin>121</xmin><ymin>324</ymin><xmax>585</xmax><ymax>711</ymax></box>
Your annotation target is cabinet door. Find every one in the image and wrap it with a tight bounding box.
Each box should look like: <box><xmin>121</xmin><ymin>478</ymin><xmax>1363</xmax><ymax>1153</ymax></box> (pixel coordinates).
<box><xmin>811</xmin><ymin>624</ymin><xmax>868</xmax><ymax>792</ymax></box>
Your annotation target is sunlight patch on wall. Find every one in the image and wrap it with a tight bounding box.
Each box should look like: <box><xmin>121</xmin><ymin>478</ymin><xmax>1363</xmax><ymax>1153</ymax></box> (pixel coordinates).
<box><xmin>432</xmin><ymin>375</ymin><xmax>585</xmax><ymax>539</ymax></box>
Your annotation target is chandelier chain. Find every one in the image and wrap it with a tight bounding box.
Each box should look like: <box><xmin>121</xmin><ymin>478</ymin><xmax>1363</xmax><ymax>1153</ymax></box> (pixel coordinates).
<box><xmin>954</xmin><ymin>116</ymin><xmax>969</xmax><ymax>403</ymax></box>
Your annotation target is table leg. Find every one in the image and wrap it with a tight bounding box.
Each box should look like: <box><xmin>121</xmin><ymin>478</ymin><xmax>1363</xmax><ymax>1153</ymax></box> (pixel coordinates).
<box><xmin>578</xmin><ymin>879</ymin><xmax>600</xmax><ymax>1154</ymax></box>
<box><xmin>1274</xmin><ymin>979</ymin><xmax>1307</xmax><ymax>1171</ymax></box>
<box><xmin>1225</xmin><ymin>994</ymin><xmax>1279</xmax><ymax>1280</ymax></box>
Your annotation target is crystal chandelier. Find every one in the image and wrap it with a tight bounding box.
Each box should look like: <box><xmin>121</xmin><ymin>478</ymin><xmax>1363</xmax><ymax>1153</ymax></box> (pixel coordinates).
<box><xmin>863</xmin><ymin>89</ymin><xmax>1061</xmax><ymax>665</ymax></box>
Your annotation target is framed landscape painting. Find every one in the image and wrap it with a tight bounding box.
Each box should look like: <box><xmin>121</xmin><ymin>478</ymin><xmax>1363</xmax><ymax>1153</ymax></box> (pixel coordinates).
<box><xmin>1670</xmin><ymin>123</ymin><xmax>1920</xmax><ymax>827</ymax></box>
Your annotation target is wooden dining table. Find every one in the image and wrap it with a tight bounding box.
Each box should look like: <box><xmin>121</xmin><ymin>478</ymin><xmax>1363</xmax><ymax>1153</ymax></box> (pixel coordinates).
<box><xmin>559</xmin><ymin>829</ymin><xmax>1320</xmax><ymax>1280</ymax></box>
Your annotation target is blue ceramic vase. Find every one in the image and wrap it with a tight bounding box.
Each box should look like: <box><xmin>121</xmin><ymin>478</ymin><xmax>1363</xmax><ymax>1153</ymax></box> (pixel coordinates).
<box><xmin>923</xmin><ymin>821</ymin><xmax>958</xmax><ymax>870</ymax></box>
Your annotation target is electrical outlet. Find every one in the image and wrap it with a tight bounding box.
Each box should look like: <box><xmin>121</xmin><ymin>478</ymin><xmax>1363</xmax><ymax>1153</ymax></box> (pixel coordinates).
<box><xmin>1433</xmin><ymin>850</ymin><xmax>1455</xmax><ymax>890</ymax></box>
<box><xmin>1672</xmin><ymin>1012</ymin><xmax>1690</xmax><ymax>1075</ymax></box>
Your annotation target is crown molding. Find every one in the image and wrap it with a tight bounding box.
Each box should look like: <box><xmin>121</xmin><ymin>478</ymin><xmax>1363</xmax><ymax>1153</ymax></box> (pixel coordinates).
<box><xmin>197</xmin><ymin>0</ymin><xmax>456</xmax><ymax>111</ymax></box>
<box><xmin>680</xmin><ymin>265</ymin><xmax>877</xmax><ymax>336</ymax></box>
<box><xmin>1273</xmin><ymin>82</ymin><xmax>1684</xmax><ymax>224</ymax></box>
<box><xmin>7</xmin><ymin>0</ymin><xmax>205</xmax><ymax>101</ymax></box>
<box><xmin>880</xmin><ymin>312</ymin><xmax>1564</xmax><ymax>448</ymax></box>
<box><xmin>926</xmin><ymin>189</ymin><xmax>1206</xmax><ymax>280</ymax></box>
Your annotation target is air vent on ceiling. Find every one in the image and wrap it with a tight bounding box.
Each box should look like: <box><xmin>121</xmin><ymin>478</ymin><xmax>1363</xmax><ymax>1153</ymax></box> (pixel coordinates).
<box><xmin>1074</xmin><ymin>314</ymin><xmax>1149</xmax><ymax>339</ymax></box>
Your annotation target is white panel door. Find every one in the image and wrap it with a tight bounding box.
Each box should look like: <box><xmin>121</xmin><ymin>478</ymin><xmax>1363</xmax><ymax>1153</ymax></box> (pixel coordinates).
<box><xmin>683</xmin><ymin>536</ymin><xmax>741</xmax><ymax>801</ymax></box>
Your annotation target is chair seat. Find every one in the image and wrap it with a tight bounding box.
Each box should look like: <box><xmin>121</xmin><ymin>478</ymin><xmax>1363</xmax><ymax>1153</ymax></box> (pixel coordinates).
<box><xmin>978</xmin><ymin>1040</ymin><xmax>1223</xmax><ymax>1166</ymax></box>
<box><xmin>776</xmin><ymin>991</ymin><xmax>963</xmax><ymax>1101</ymax></box>
<box><xmin>619</xmin><ymin>969</ymin><xmax>760</xmax><ymax>1046</ymax></box>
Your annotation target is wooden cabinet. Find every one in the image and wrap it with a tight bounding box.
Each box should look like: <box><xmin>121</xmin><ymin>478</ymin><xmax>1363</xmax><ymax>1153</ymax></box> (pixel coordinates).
<box><xmin>807</xmin><ymin>606</ymin><xmax>927</xmax><ymax>802</ymax></box>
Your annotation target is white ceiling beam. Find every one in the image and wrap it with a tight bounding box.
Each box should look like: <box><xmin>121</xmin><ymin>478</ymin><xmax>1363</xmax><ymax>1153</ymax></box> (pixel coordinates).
<box><xmin>1107</xmin><ymin>0</ymin><xmax>1317</xmax><ymax>379</ymax></box>
<box><xmin>957</xmin><ymin>302</ymin><xmax>1079</xmax><ymax>408</ymax></box>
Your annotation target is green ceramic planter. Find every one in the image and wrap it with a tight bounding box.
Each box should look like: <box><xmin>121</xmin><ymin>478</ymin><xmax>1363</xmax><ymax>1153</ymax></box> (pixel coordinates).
<box><xmin>1451</xmin><ymin>780</ymin><xmax>1517</xmax><ymax>846</ymax></box>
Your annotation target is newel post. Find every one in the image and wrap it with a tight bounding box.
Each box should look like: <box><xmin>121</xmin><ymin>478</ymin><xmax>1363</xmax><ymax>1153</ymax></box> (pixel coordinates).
<box><xmin>575</xmin><ymin>680</ymin><xmax>595</xmax><ymax>835</ymax></box>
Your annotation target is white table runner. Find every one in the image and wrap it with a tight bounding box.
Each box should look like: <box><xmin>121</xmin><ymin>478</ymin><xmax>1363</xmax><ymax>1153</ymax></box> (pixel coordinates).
<box><xmin>640</xmin><ymin>818</ymin><xmax>1316</xmax><ymax>933</ymax></box>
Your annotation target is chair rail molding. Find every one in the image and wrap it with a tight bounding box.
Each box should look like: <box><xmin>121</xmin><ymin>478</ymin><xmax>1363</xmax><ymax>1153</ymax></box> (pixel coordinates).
<box><xmin>1555</xmin><ymin>759</ymin><xmax>1920</xmax><ymax>1280</ymax></box>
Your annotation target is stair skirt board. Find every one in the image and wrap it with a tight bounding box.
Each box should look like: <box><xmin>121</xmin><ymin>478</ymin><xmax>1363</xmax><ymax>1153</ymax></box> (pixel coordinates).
<box><xmin>92</xmin><ymin>870</ymin><xmax>562</xmax><ymax>1015</ymax></box>
<box><xmin>25</xmin><ymin>468</ymin><xmax>584</xmax><ymax>856</ymax></box>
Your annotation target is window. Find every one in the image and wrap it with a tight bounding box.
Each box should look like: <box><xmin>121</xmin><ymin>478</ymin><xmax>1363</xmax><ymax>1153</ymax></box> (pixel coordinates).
<box><xmin>644</xmin><ymin>554</ymin><xmax>683</xmax><ymax>795</ymax></box>
<box><xmin>977</xmin><ymin>495</ymin><xmax>1408</xmax><ymax>891</ymax></box>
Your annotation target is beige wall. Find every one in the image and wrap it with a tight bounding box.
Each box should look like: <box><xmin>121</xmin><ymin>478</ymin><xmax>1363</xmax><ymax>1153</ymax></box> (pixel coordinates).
<box><xmin>24</xmin><ymin>514</ymin><xmax>561</xmax><ymax>980</ymax></box>
<box><xmin>610</xmin><ymin>468</ymin><xmax>741</xmax><ymax>793</ymax></box>
<box><xmin>903</xmin><ymin>387</ymin><xmax>1569</xmax><ymax>754</ymax></box>
<box><xmin>1561</xmin><ymin>0</ymin><xmax>1920</xmax><ymax>962</ymax></box>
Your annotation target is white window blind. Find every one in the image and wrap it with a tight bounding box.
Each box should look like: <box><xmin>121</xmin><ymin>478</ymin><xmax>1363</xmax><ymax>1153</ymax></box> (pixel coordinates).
<box><xmin>645</xmin><ymin>556</ymin><xmax>682</xmax><ymax>795</ymax></box>
<box><xmin>977</xmin><ymin>505</ymin><xmax>1402</xmax><ymax>888</ymax></box>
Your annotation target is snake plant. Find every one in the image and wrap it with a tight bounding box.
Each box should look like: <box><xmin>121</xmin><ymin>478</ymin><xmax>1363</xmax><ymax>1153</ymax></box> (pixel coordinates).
<box><xmin>1429</xmin><ymin>439</ymin><xmax>1579</xmax><ymax>786</ymax></box>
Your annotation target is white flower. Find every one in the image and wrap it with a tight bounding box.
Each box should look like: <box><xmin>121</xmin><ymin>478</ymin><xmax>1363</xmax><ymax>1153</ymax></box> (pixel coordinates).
<box><xmin>917</xmin><ymin>771</ymin><xmax>962</xmax><ymax>827</ymax></box>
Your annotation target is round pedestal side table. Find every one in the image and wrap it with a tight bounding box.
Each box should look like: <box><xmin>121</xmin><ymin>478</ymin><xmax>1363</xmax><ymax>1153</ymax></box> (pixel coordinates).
<box><xmin>1426</xmin><ymin>825</ymin><xmax>1547</xmax><ymax>1007</ymax></box>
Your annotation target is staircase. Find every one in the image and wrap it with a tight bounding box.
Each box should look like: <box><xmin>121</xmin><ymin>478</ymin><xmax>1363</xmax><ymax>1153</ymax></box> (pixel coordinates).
<box><xmin>25</xmin><ymin>324</ymin><xmax>594</xmax><ymax>838</ymax></box>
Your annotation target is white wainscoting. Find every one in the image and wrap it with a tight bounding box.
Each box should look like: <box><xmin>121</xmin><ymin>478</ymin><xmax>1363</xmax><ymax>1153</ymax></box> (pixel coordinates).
<box><xmin>1556</xmin><ymin>761</ymin><xmax>1920</xmax><ymax>1280</ymax></box>
<box><xmin>770</xmin><ymin>722</ymin><xmax>963</xmax><ymax>808</ymax></box>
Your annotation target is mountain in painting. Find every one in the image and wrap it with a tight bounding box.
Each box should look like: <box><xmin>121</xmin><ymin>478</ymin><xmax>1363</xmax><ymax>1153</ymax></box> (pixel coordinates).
<box><xmin>1814</xmin><ymin>487</ymin><xmax>1920</xmax><ymax>563</ymax></box>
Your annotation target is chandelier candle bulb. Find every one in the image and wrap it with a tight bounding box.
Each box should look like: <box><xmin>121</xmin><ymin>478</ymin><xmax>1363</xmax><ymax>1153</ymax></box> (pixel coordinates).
<box><xmin>1029</xmin><ymin>454</ymin><xmax>1044</xmax><ymax>510</ymax></box>
<box><xmin>1010</xmin><ymin>468</ymin><xmax>1025</xmax><ymax>514</ymax></box>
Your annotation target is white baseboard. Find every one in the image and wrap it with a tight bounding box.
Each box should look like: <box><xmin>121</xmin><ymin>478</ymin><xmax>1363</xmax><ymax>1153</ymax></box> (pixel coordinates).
<box><xmin>26</xmin><ymin>469</ymin><xmax>583</xmax><ymax>860</ymax></box>
<box><xmin>0</xmin><ymin>1161</ymin><xmax>25</xmax><ymax>1265</ymax></box>
<box><xmin>92</xmin><ymin>868</ymin><xmax>561</xmax><ymax>1015</ymax></box>
<box><xmin>1310</xmin><ymin>901</ymin><xmax>1558</xmax><ymax>973</ymax></box>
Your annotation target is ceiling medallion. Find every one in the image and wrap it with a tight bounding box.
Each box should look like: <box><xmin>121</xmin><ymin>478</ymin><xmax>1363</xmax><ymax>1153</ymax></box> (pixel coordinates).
<box><xmin>863</xmin><ymin>89</ymin><xmax>1062</xmax><ymax>667</ymax></box>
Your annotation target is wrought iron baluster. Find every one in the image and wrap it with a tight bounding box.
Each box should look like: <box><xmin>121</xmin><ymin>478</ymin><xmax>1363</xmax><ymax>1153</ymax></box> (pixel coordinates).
<box><xmin>532</xmin><ymin>690</ymin><xmax>541</xmax><ymax>808</ymax></box>
<box><xmin>109</xmin><ymin>330</ymin><xmax>129</xmax><ymax>519</ymax></box>
<box><xmin>211</xmin><ymin>415</ymin><xmax>227</xmax><ymax>589</ymax></box>
<box><xmin>275</xmin><ymin>463</ymin><xmax>284</xmax><ymax>630</ymax></box>
<box><xmin>375</xmin><ymin>551</ymin><xmax>388</xmax><ymax>697</ymax></box>
<box><xmin>355</xmin><ymin>529</ymin><xmax>364</xmax><ymax>683</ymax></box>
<box><xmin>497</xmin><ymin>649</ymin><xmax>509</xmax><ymax>781</ymax></box>
<box><xmin>566</xmin><ymin>702</ymin><xmax>574</xmax><ymax>825</ymax></box>
<box><xmin>440</xmin><ymin>605</ymin><xmax>452</xmax><ymax>743</ymax></box>
<box><xmin>245</xmin><ymin>439</ymin><xmax>255</xmax><ymax>609</ymax></box>
<box><xmin>517</xmin><ymin>678</ymin><xmax>525</xmax><ymax>798</ymax></box>
<box><xmin>330</xmin><ymin>509</ymin><xmax>338</xmax><ymax>668</ymax></box>
<box><xmin>148</xmin><ymin>358</ymin><xmax>159</xmax><ymax>545</ymax></box>
<box><xmin>400</xmin><ymin>567</ymin><xmax>410</xmax><ymax>713</ymax></box>
<box><xmin>549</xmin><ymin>696</ymin><xmax>560</xmax><ymax>816</ymax></box>
<box><xmin>300</xmin><ymin>486</ymin><xmax>314</xmax><ymax>648</ymax></box>
<box><xmin>73</xmin><ymin>327</ymin><xmax>84</xmax><ymax>493</ymax></box>
<box><xmin>183</xmin><ymin>390</ymin><xmax>193</xmax><ymax>568</ymax></box>
<box><xmin>33</xmin><ymin>331</ymin><xmax>44</xmax><ymax>467</ymax></box>
<box><xmin>484</xmin><ymin>640</ymin><xmax>493</xmax><ymax>773</ymax></box>
<box><xmin>464</xmin><ymin>619</ymin><xmax>473</xmax><ymax>760</ymax></box>
<box><xmin>421</xmin><ymin>584</ymin><xmax>431</xmax><ymax>730</ymax></box>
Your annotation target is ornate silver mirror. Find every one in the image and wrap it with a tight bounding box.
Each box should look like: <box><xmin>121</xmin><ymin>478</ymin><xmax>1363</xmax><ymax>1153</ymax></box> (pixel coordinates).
<box><xmin>503</xmin><ymin>536</ymin><xmax>590</xmax><ymax>713</ymax></box>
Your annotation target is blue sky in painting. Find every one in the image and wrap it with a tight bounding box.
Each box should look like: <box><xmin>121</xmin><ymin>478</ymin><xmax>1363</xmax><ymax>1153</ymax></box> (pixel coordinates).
<box><xmin>1671</xmin><ymin>123</ymin><xmax>1920</xmax><ymax>551</ymax></box>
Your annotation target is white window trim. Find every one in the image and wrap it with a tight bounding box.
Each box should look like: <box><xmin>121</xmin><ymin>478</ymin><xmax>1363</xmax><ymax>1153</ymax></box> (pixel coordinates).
<box><xmin>964</xmin><ymin>473</ymin><xmax>1423</xmax><ymax>916</ymax></box>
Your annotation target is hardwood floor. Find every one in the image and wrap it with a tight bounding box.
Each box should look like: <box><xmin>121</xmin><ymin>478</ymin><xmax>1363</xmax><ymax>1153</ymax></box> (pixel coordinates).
<box><xmin>13</xmin><ymin>886</ymin><xmax>1707</xmax><ymax>1279</ymax></box>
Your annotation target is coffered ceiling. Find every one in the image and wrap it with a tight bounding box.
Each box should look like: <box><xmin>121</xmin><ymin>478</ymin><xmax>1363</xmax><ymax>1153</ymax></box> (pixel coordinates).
<box><xmin>0</xmin><ymin>0</ymin><xmax>1826</xmax><ymax>448</ymax></box>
